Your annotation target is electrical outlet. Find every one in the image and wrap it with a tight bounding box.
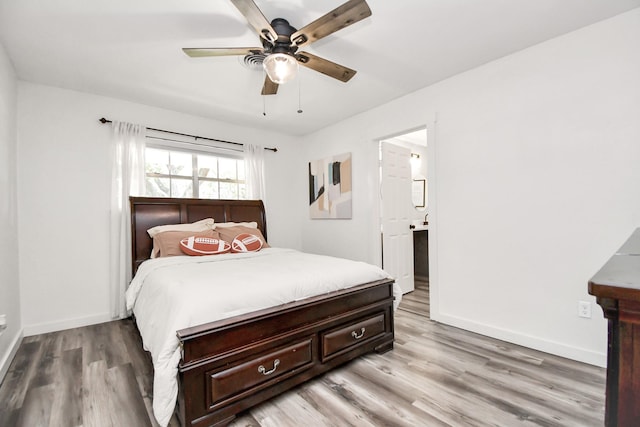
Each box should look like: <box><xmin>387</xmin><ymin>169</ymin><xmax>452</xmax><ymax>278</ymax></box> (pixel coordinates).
<box><xmin>578</xmin><ymin>301</ymin><xmax>592</xmax><ymax>318</ymax></box>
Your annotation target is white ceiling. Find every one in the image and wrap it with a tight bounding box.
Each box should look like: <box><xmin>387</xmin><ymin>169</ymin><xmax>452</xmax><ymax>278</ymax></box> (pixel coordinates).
<box><xmin>1</xmin><ymin>0</ymin><xmax>639</xmax><ymax>136</ymax></box>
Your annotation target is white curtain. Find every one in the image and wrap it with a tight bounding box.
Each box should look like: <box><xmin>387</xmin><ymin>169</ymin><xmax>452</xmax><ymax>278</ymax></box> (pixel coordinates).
<box><xmin>244</xmin><ymin>143</ymin><xmax>266</xmax><ymax>201</ymax></box>
<box><xmin>110</xmin><ymin>121</ymin><xmax>146</xmax><ymax>319</ymax></box>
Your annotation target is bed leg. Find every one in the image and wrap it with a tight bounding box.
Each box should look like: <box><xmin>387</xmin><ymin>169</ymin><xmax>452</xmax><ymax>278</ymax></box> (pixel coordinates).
<box><xmin>211</xmin><ymin>415</ymin><xmax>236</xmax><ymax>426</ymax></box>
<box><xmin>374</xmin><ymin>340</ymin><xmax>394</xmax><ymax>354</ymax></box>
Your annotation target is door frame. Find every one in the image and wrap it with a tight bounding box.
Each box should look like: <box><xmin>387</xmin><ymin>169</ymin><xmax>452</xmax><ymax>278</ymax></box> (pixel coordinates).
<box><xmin>372</xmin><ymin>119</ymin><xmax>439</xmax><ymax>320</ymax></box>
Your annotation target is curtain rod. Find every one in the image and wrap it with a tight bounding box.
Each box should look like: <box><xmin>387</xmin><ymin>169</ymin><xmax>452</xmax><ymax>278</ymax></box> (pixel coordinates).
<box><xmin>99</xmin><ymin>117</ymin><xmax>277</xmax><ymax>152</ymax></box>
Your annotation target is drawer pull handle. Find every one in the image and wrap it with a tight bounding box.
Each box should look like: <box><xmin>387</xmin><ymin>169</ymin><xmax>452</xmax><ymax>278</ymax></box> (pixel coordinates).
<box><xmin>351</xmin><ymin>328</ymin><xmax>366</xmax><ymax>339</ymax></box>
<box><xmin>258</xmin><ymin>359</ymin><xmax>280</xmax><ymax>376</ymax></box>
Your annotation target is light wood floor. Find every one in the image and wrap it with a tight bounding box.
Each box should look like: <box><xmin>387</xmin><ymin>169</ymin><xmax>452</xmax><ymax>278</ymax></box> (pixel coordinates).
<box><xmin>399</xmin><ymin>276</ymin><xmax>430</xmax><ymax>318</ymax></box>
<box><xmin>0</xmin><ymin>279</ymin><xmax>606</xmax><ymax>426</ymax></box>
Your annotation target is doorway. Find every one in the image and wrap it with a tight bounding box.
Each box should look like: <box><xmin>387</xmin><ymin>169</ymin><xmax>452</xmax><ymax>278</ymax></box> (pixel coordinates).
<box><xmin>379</xmin><ymin>128</ymin><xmax>430</xmax><ymax>316</ymax></box>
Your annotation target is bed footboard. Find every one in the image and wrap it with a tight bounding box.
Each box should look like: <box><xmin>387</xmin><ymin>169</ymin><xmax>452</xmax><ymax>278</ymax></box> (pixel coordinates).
<box><xmin>176</xmin><ymin>279</ymin><xmax>395</xmax><ymax>427</ymax></box>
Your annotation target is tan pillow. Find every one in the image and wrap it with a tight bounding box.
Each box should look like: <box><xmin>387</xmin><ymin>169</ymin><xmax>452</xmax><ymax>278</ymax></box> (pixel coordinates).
<box><xmin>153</xmin><ymin>230</ymin><xmax>219</xmax><ymax>257</ymax></box>
<box><xmin>216</xmin><ymin>226</ymin><xmax>269</xmax><ymax>249</ymax></box>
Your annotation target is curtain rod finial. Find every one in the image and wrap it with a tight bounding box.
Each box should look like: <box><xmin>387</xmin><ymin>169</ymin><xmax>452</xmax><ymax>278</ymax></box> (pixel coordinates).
<box><xmin>99</xmin><ymin>117</ymin><xmax>111</xmax><ymax>124</ymax></box>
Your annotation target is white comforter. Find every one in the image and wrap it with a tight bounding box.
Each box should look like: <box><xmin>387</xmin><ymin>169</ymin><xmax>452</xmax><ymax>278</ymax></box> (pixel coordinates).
<box><xmin>125</xmin><ymin>248</ymin><xmax>399</xmax><ymax>427</ymax></box>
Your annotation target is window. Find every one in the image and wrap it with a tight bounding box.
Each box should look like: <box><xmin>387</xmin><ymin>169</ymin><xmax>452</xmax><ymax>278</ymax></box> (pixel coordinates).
<box><xmin>145</xmin><ymin>146</ymin><xmax>246</xmax><ymax>199</ymax></box>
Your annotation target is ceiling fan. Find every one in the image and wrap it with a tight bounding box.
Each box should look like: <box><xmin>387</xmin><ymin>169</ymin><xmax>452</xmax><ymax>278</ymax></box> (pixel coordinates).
<box><xmin>182</xmin><ymin>0</ymin><xmax>372</xmax><ymax>95</ymax></box>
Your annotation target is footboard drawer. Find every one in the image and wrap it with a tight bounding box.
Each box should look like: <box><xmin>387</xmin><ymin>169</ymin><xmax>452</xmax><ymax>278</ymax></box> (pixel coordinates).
<box><xmin>206</xmin><ymin>338</ymin><xmax>314</xmax><ymax>409</ymax></box>
<box><xmin>321</xmin><ymin>313</ymin><xmax>386</xmax><ymax>361</ymax></box>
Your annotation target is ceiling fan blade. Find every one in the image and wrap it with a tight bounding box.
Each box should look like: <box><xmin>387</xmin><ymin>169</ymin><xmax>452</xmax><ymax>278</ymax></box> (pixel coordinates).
<box><xmin>261</xmin><ymin>75</ymin><xmax>279</xmax><ymax>95</ymax></box>
<box><xmin>230</xmin><ymin>0</ymin><xmax>278</xmax><ymax>43</ymax></box>
<box><xmin>182</xmin><ymin>47</ymin><xmax>263</xmax><ymax>57</ymax></box>
<box><xmin>291</xmin><ymin>0</ymin><xmax>371</xmax><ymax>47</ymax></box>
<box><xmin>296</xmin><ymin>52</ymin><xmax>356</xmax><ymax>82</ymax></box>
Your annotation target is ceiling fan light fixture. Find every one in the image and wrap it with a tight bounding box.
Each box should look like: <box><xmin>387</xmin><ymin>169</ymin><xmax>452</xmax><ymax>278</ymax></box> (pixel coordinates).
<box><xmin>263</xmin><ymin>53</ymin><xmax>298</xmax><ymax>84</ymax></box>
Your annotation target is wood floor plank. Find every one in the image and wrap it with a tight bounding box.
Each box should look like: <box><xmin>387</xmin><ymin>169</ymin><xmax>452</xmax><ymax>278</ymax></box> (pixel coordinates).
<box><xmin>246</xmin><ymin>398</ymin><xmax>300</xmax><ymax>427</ymax></box>
<box><xmin>336</xmin><ymin>361</ymin><xmax>447</xmax><ymax>426</ymax></box>
<box><xmin>84</xmin><ymin>322</ymin><xmax>129</xmax><ymax>369</ymax></box>
<box><xmin>49</xmin><ymin>348</ymin><xmax>83</xmax><ymax>427</ymax></box>
<box><xmin>411</xmin><ymin>392</ymin><xmax>522</xmax><ymax>427</ymax></box>
<box><xmin>318</xmin><ymin>374</ymin><xmax>388</xmax><ymax>427</ymax></box>
<box><xmin>0</xmin><ymin>341</ymin><xmax>41</xmax><ymax>426</ymax></box>
<box><xmin>270</xmin><ymin>390</ymin><xmax>335</xmax><ymax>425</ymax></box>
<box><xmin>319</xmin><ymin>372</ymin><xmax>405</xmax><ymax>427</ymax></box>
<box><xmin>459</xmin><ymin>368</ymin><xmax>600</xmax><ymax>427</ymax></box>
<box><xmin>29</xmin><ymin>332</ymin><xmax>62</xmax><ymax>389</ymax></box>
<box><xmin>293</xmin><ymin>379</ymin><xmax>378</xmax><ymax>427</ymax></box>
<box><xmin>118</xmin><ymin>319</ymin><xmax>153</xmax><ymax>396</ymax></box>
<box><xmin>399</xmin><ymin>278</ymin><xmax>430</xmax><ymax>318</ymax></box>
<box><xmin>59</xmin><ymin>326</ymin><xmax>84</xmax><ymax>352</ymax></box>
<box><xmin>16</xmin><ymin>384</ymin><xmax>55</xmax><ymax>427</ymax></box>
<box><xmin>105</xmin><ymin>363</ymin><xmax>153</xmax><ymax>427</ymax></box>
<box><xmin>82</xmin><ymin>360</ymin><xmax>115</xmax><ymax>427</ymax></box>
<box><xmin>482</xmin><ymin>358</ymin><xmax>605</xmax><ymax>410</ymax></box>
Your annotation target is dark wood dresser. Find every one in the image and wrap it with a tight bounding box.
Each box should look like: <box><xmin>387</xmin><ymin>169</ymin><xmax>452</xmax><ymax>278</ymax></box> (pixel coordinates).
<box><xmin>589</xmin><ymin>228</ymin><xmax>640</xmax><ymax>427</ymax></box>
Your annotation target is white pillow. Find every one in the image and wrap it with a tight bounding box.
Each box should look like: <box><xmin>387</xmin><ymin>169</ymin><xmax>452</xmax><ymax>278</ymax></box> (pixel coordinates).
<box><xmin>147</xmin><ymin>218</ymin><xmax>215</xmax><ymax>238</ymax></box>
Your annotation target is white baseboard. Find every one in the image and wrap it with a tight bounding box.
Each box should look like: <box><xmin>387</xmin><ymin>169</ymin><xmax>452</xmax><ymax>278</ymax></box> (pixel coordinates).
<box><xmin>23</xmin><ymin>312</ymin><xmax>113</xmax><ymax>337</ymax></box>
<box><xmin>432</xmin><ymin>312</ymin><xmax>607</xmax><ymax>368</ymax></box>
<box><xmin>0</xmin><ymin>329</ymin><xmax>24</xmax><ymax>384</ymax></box>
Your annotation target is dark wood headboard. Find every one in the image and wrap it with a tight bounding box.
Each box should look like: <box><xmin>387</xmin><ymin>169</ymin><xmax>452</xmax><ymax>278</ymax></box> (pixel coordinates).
<box><xmin>130</xmin><ymin>197</ymin><xmax>267</xmax><ymax>274</ymax></box>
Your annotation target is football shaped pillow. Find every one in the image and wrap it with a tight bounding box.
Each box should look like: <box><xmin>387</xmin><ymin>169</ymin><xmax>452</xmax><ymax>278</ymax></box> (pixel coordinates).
<box><xmin>180</xmin><ymin>236</ymin><xmax>230</xmax><ymax>256</ymax></box>
<box><xmin>231</xmin><ymin>233</ymin><xmax>264</xmax><ymax>253</ymax></box>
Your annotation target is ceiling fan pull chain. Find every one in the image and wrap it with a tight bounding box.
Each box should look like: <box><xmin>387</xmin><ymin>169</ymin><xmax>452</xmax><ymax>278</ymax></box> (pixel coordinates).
<box><xmin>263</xmin><ymin>94</ymin><xmax>267</xmax><ymax>116</ymax></box>
<box><xmin>297</xmin><ymin>71</ymin><xmax>303</xmax><ymax>114</ymax></box>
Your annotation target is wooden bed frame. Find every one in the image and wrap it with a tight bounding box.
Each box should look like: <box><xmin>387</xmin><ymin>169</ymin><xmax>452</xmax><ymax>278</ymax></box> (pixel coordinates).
<box><xmin>130</xmin><ymin>197</ymin><xmax>396</xmax><ymax>427</ymax></box>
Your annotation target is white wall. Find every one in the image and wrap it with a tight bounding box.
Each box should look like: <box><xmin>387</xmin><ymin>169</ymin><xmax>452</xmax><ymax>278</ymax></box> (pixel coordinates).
<box><xmin>16</xmin><ymin>83</ymin><xmax>302</xmax><ymax>335</ymax></box>
<box><xmin>0</xmin><ymin>41</ymin><xmax>21</xmax><ymax>380</ymax></box>
<box><xmin>301</xmin><ymin>9</ymin><xmax>640</xmax><ymax>366</ymax></box>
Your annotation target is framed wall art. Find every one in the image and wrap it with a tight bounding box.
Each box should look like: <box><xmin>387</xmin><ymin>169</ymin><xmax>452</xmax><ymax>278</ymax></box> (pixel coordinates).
<box><xmin>308</xmin><ymin>152</ymin><xmax>352</xmax><ymax>219</ymax></box>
